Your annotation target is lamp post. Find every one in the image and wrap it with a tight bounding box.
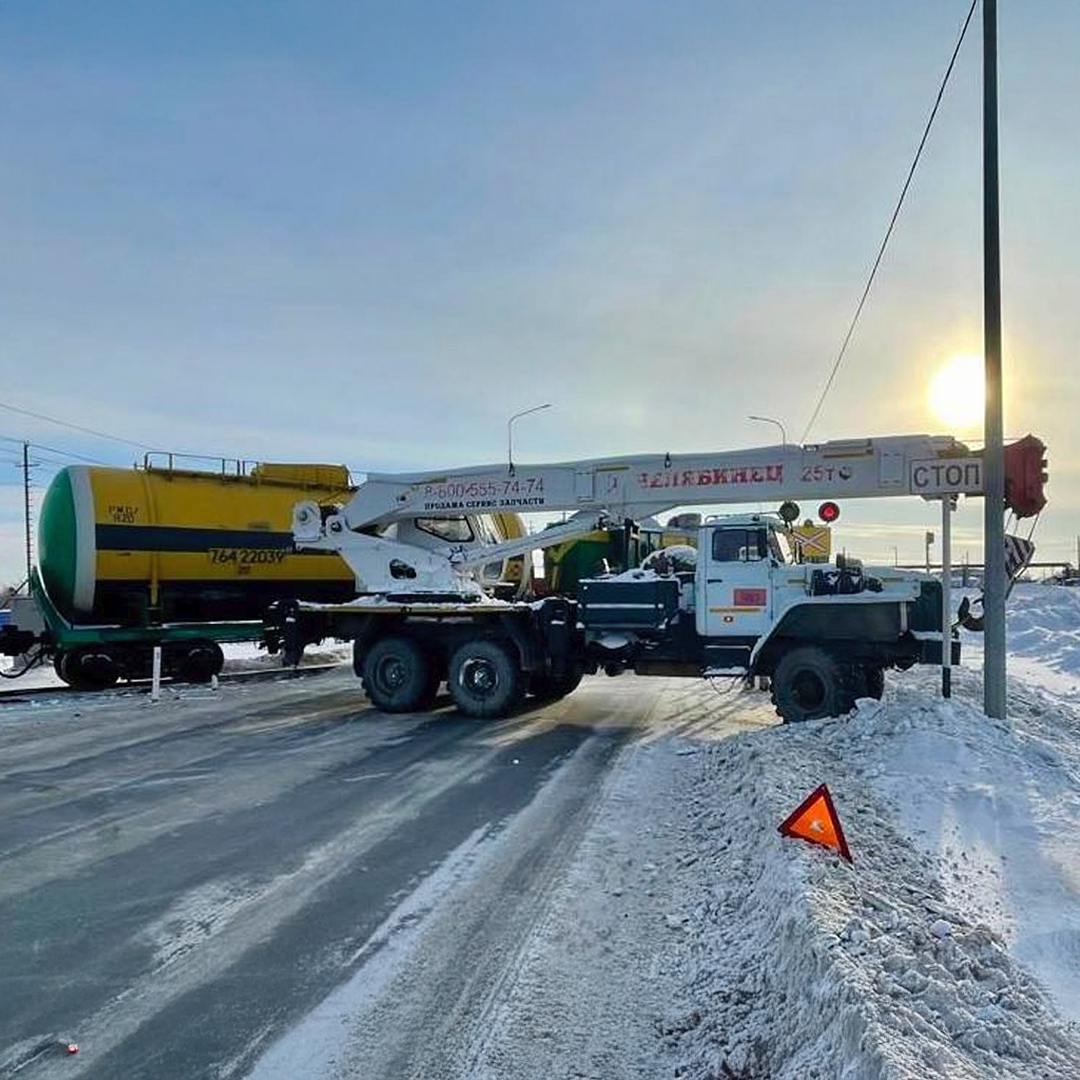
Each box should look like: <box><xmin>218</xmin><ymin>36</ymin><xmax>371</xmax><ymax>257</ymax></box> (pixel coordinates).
<box><xmin>507</xmin><ymin>404</ymin><xmax>552</xmax><ymax>474</ymax></box>
<box><xmin>748</xmin><ymin>415</ymin><xmax>787</xmax><ymax>445</ymax></box>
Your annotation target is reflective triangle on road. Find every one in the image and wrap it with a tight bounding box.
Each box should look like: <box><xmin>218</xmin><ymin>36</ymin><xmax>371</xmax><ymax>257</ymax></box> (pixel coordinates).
<box><xmin>777</xmin><ymin>783</ymin><xmax>853</xmax><ymax>864</ymax></box>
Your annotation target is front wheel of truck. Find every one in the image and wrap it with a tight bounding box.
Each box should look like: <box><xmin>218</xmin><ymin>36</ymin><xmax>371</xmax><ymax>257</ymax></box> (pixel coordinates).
<box><xmin>771</xmin><ymin>646</ymin><xmax>852</xmax><ymax>722</ymax></box>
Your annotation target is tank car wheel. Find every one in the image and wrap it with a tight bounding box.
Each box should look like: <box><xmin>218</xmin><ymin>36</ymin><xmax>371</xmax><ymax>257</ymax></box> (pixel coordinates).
<box><xmin>174</xmin><ymin>641</ymin><xmax>225</xmax><ymax>684</ymax></box>
<box><xmin>59</xmin><ymin>648</ymin><xmax>120</xmax><ymax>691</ymax></box>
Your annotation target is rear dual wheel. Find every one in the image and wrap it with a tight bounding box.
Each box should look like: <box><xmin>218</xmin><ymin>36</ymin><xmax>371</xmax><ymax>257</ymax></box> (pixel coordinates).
<box><xmin>447</xmin><ymin>639</ymin><xmax>524</xmax><ymax>719</ymax></box>
<box><xmin>360</xmin><ymin>636</ymin><xmax>440</xmax><ymax>713</ymax></box>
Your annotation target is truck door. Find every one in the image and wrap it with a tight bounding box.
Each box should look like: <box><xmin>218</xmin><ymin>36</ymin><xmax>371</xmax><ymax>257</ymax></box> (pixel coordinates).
<box><xmin>698</xmin><ymin>527</ymin><xmax>772</xmax><ymax>640</ymax></box>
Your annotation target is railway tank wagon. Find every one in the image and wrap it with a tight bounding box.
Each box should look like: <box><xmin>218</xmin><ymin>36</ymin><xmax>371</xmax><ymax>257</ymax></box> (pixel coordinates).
<box><xmin>36</xmin><ymin>461</ymin><xmax>360</xmax><ymax>688</ymax></box>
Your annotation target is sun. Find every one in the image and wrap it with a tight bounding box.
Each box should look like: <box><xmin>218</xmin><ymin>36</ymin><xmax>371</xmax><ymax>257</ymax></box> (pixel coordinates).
<box><xmin>928</xmin><ymin>354</ymin><xmax>985</xmax><ymax>430</ymax></box>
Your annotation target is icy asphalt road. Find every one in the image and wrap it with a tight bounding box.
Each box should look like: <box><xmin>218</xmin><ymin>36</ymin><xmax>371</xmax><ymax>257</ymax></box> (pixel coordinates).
<box><xmin>0</xmin><ymin>668</ymin><xmax>771</xmax><ymax>1079</ymax></box>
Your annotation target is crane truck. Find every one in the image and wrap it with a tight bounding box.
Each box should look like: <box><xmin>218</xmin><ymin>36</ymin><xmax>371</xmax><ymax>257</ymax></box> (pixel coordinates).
<box><xmin>266</xmin><ymin>433</ymin><xmax>1046</xmax><ymax>723</ymax></box>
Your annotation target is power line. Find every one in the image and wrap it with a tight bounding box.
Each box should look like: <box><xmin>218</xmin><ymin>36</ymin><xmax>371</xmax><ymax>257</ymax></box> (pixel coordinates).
<box><xmin>800</xmin><ymin>0</ymin><xmax>979</xmax><ymax>443</ymax></box>
<box><xmin>0</xmin><ymin>399</ymin><xmax>233</xmax><ymax>461</ymax></box>
<box><xmin>0</xmin><ymin>434</ymin><xmax>113</xmax><ymax>465</ymax></box>
<box><xmin>0</xmin><ymin>398</ymin><xmax>154</xmax><ymax>450</ymax></box>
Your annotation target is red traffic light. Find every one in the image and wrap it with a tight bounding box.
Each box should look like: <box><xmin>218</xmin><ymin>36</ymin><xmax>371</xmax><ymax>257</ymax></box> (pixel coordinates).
<box><xmin>818</xmin><ymin>501</ymin><xmax>840</xmax><ymax>523</ymax></box>
<box><xmin>1003</xmin><ymin>434</ymin><xmax>1048</xmax><ymax>518</ymax></box>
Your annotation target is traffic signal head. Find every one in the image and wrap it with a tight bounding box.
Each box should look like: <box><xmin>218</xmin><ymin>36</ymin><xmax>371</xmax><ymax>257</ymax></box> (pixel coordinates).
<box><xmin>818</xmin><ymin>501</ymin><xmax>840</xmax><ymax>523</ymax></box>
<box><xmin>1003</xmin><ymin>434</ymin><xmax>1048</xmax><ymax>518</ymax></box>
<box><xmin>778</xmin><ymin>500</ymin><xmax>801</xmax><ymax>524</ymax></box>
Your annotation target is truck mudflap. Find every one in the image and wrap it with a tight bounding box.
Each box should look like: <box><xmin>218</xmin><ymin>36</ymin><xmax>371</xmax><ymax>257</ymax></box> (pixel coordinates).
<box><xmin>914</xmin><ymin>636</ymin><xmax>962</xmax><ymax>666</ymax></box>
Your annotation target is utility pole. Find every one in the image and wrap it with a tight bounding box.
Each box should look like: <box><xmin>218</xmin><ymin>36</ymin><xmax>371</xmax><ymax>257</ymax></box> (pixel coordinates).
<box><xmin>22</xmin><ymin>442</ymin><xmax>32</xmax><ymax>583</ymax></box>
<box><xmin>982</xmin><ymin>0</ymin><xmax>1007</xmax><ymax>719</ymax></box>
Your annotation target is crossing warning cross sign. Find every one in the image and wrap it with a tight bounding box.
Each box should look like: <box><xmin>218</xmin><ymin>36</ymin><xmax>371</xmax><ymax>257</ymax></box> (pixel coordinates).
<box><xmin>778</xmin><ymin>784</ymin><xmax>853</xmax><ymax>864</ymax></box>
<box><xmin>792</xmin><ymin>525</ymin><xmax>831</xmax><ymax>561</ymax></box>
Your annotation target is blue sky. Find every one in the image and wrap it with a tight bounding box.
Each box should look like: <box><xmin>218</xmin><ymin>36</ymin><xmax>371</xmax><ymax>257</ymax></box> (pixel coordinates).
<box><xmin>2</xmin><ymin>1</ymin><xmax>1078</xmax><ymax>579</ymax></box>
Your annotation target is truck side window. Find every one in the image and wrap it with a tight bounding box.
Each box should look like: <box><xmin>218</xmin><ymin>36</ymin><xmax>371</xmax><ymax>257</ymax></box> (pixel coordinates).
<box><xmin>712</xmin><ymin>529</ymin><xmax>767</xmax><ymax>562</ymax></box>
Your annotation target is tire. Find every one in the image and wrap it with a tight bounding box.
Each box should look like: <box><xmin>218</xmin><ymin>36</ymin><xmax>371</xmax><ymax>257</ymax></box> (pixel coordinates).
<box><xmin>59</xmin><ymin>648</ymin><xmax>120</xmax><ymax>691</ymax></box>
<box><xmin>771</xmin><ymin>646</ymin><xmax>852</xmax><ymax>723</ymax></box>
<box><xmin>173</xmin><ymin>641</ymin><xmax>225</xmax><ymax>684</ymax></box>
<box><xmin>528</xmin><ymin>665</ymin><xmax>583</xmax><ymax>702</ymax></box>
<box><xmin>361</xmin><ymin>636</ymin><xmax>437</xmax><ymax>713</ymax></box>
<box><xmin>447</xmin><ymin>638</ymin><xmax>524</xmax><ymax>718</ymax></box>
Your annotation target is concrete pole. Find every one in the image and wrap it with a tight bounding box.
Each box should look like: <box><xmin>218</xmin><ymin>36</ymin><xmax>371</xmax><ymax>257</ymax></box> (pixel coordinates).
<box><xmin>941</xmin><ymin>497</ymin><xmax>952</xmax><ymax>699</ymax></box>
<box><xmin>22</xmin><ymin>442</ymin><xmax>32</xmax><ymax>584</ymax></box>
<box><xmin>982</xmin><ymin>0</ymin><xmax>1007</xmax><ymax>718</ymax></box>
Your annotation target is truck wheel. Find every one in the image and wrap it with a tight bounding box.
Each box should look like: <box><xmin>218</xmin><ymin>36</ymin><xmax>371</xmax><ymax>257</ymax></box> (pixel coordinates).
<box><xmin>59</xmin><ymin>648</ymin><xmax>120</xmax><ymax>691</ymax></box>
<box><xmin>447</xmin><ymin>639</ymin><xmax>524</xmax><ymax>718</ymax></box>
<box><xmin>529</xmin><ymin>666</ymin><xmax>583</xmax><ymax>702</ymax></box>
<box><xmin>772</xmin><ymin>646</ymin><xmax>851</xmax><ymax>723</ymax></box>
<box><xmin>361</xmin><ymin>636</ymin><xmax>438</xmax><ymax>713</ymax></box>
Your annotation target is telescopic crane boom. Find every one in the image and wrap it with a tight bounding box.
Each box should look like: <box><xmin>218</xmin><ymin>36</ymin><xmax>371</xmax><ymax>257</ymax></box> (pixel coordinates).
<box><xmin>292</xmin><ymin>433</ymin><xmax>998</xmax><ymax>598</ymax></box>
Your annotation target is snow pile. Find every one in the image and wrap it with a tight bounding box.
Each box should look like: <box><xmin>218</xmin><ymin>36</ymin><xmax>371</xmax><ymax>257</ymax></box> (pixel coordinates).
<box><xmin>1001</xmin><ymin>582</ymin><xmax>1080</xmax><ymax>678</ymax></box>
<box><xmin>664</xmin><ymin>681</ymin><xmax>1080</xmax><ymax>1078</ymax></box>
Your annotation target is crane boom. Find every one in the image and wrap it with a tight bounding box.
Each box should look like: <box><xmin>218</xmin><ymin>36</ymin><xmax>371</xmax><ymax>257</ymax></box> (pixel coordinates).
<box><xmin>335</xmin><ymin>434</ymin><xmax>975</xmax><ymax>529</ymax></box>
<box><xmin>290</xmin><ymin>432</ymin><xmax>993</xmax><ymax>599</ymax></box>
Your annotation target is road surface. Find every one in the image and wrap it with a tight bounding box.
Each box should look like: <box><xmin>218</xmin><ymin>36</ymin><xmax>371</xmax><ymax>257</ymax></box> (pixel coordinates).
<box><xmin>0</xmin><ymin>668</ymin><xmax>775</xmax><ymax>1079</ymax></box>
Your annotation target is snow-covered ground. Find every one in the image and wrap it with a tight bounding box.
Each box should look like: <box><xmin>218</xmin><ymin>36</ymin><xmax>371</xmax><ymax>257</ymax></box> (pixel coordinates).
<box><xmin>4</xmin><ymin>584</ymin><xmax>1079</xmax><ymax>1077</ymax></box>
<box><xmin>657</xmin><ymin>581</ymin><xmax>1080</xmax><ymax>1077</ymax></box>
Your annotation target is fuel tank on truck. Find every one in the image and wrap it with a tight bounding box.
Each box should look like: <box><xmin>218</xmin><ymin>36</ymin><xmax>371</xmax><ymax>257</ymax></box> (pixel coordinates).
<box><xmin>37</xmin><ymin>461</ymin><xmax>361</xmax><ymax>626</ymax></box>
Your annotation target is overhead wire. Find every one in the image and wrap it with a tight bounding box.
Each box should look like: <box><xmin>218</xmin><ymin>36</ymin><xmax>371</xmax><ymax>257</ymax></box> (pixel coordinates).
<box><xmin>0</xmin><ymin>399</ymin><xmax>233</xmax><ymax>461</ymax></box>
<box><xmin>0</xmin><ymin>398</ymin><xmax>154</xmax><ymax>450</ymax></box>
<box><xmin>800</xmin><ymin>0</ymin><xmax>980</xmax><ymax>443</ymax></box>
<box><xmin>0</xmin><ymin>434</ymin><xmax>114</xmax><ymax>466</ymax></box>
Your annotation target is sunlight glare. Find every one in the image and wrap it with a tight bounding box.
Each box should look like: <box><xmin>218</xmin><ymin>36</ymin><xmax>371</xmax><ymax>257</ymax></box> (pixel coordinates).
<box><xmin>928</xmin><ymin>353</ymin><xmax>984</xmax><ymax>430</ymax></box>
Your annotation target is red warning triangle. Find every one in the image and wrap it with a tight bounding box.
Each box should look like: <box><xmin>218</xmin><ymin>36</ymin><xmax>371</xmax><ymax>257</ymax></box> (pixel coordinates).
<box><xmin>778</xmin><ymin>783</ymin><xmax>853</xmax><ymax>864</ymax></box>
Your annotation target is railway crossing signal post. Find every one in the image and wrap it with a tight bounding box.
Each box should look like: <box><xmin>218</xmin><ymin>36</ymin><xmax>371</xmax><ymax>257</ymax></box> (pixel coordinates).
<box><xmin>982</xmin><ymin>0</ymin><xmax>1007</xmax><ymax>719</ymax></box>
<box><xmin>941</xmin><ymin>496</ymin><xmax>954</xmax><ymax>699</ymax></box>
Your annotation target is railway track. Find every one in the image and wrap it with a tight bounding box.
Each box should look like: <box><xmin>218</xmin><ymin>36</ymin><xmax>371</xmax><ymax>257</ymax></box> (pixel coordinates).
<box><xmin>0</xmin><ymin>662</ymin><xmax>344</xmax><ymax>703</ymax></box>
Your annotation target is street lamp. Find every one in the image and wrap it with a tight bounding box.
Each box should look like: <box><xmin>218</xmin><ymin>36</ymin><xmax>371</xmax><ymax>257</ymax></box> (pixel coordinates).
<box><xmin>748</xmin><ymin>415</ymin><xmax>787</xmax><ymax>446</ymax></box>
<box><xmin>507</xmin><ymin>403</ymin><xmax>552</xmax><ymax>474</ymax></box>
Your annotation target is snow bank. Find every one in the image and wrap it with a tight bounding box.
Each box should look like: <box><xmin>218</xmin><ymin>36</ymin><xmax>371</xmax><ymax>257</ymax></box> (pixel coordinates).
<box><xmin>1002</xmin><ymin>582</ymin><xmax>1080</xmax><ymax>678</ymax></box>
<box><xmin>665</xmin><ymin>679</ymin><xmax>1080</xmax><ymax>1078</ymax></box>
